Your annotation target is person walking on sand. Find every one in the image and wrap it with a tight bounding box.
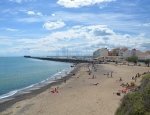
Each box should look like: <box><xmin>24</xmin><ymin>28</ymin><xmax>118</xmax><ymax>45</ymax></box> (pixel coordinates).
<box><xmin>110</xmin><ymin>71</ymin><xmax>113</xmax><ymax>77</ymax></box>
<box><xmin>92</xmin><ymin>75</ymin><xmax>96</xmax><ymax>79</ymax></box>
<box><xmin>92</xmin><ymin>75</ymin><xmax>94</xmax><ymax>79</ymax></box>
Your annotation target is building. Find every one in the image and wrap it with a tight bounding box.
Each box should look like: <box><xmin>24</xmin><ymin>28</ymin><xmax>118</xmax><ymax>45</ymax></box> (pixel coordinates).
<box><xmin>118</xmin><ymin>47</ymin><xmax>128</xmax><ymax>57</ymax></box>
<box><xmin>93</xmin><ymin>48</ymin><xmax>108</xmax><ymax>59</ymax></box>
<box><xmin>122</xmin><ymin>49</ymin><xmax>145</xmax><ymax>59</ymax></box>
<box><xmin>111</xmin><ymin>48</ymin><xmax>120</xmax><ymax>56</ymax></box>
<box><xmin>93</xmin><ymin>47</ymin><xmax>150</xmax><ymax>62</ymax></box>
<box><xmin>138</xmin><ymin>53</ymin><xmax>150</xmax><ymax>60</ymax></box>
<box><xmin>93</xmin><ymin>48</ymin><xmax>127</xmax><ymax>62</ymax></box>
<box><xmin>122</xmin><ymin>50</ymin><xmax>132</xmax><ymax>58</ymax></box>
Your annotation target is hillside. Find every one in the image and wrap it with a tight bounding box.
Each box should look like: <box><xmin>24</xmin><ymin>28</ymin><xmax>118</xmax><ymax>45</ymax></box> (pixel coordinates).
<box><xmin>116</xmin><ymin>73</ymin><xmax>150</xmax><ymax>115</ymax></box>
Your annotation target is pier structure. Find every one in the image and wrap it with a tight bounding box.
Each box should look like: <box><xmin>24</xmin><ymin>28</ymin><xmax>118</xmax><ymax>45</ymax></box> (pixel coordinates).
<box><xmin>24</xmin><ymin>56</ymin><xmax>93</xmax><ymax>63</ymax></box>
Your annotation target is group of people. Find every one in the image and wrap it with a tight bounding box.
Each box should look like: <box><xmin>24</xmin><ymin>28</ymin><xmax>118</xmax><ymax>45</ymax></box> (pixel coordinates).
<box><xmin>131</xmin><ymin>73</ymin><xmax>141</xmax><ymax>82</ymax></box>
<box><xmin>104</xmin><ymin>71</ymin><xmax>113</xmax><ymax>78</ymax></box>
<box><xmin>115</xmin><ymin>71</ymin><xmax>150</xmax><ymax>96</ymax></box>
<box><xmin>87</xmin><ymin>63</ymin><xmax>100</xmax><ymax>86</ymax></box>
<box><xmin>87</xmin><ymin>63</ymin><xmax>97</xmax><ymax>79</ymax></box>
<box><xmin>50</xmin><ymin>87</ymin><xmax>59</xmax><ymax>94</ymax></box>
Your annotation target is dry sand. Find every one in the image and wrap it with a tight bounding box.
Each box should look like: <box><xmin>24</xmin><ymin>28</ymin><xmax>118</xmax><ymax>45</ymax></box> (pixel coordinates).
<box><xmin>1</xmin><ymin>63</ymin><xmax>149</xmax><ymax>115</ymax></box>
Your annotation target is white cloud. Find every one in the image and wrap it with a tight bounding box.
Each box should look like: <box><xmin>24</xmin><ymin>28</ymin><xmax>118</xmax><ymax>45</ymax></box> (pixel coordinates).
<box><xmin>5</xmin><ymin>28</ymin><xmax>18</xmax><ymax>32</ymax></box>
<box><xmin>43</xmin><ymin>20</ymin><xmax>66</xmax><ymax>30</ymax></box>
<box><xmin>142</xmin><ymin>23</ymin><xmax>150</xmax><ymax>27</ymax></box>
<box><xmin>9</xmin><ymin>0</ymin><xmax>22</xmax><ymax>3</ymax></box>
<box><xmin>16</xmin><ymin>11</ymin><xmax>140</xmax><ymax>35</ymax></box>
<box><xmin>51</xmin><ymin>13</ymin><xmax>56</xmax><ymax>17</ymax></box>
<box><xmin>36</xmin><ymin>12</ymin><xmax>42</xmax><ymax>16</ymax></box>
<box><xmin>27</xmin><ymin>11</ymin><xmax>43</xmax><ymax>16</ymax></box>
<box><xmin>57</xmin><ymin>0</ymin><xmax>115</xmax><ymax>8</ymax></box>
<box><xmin>137</xmin><ymin>23</ymin><xmax>150</xmax><ymax>27</ymax></box>
<box><xmin>27</xmin><ymin>11</ymin><xmax>35</xmax><ymax>15</ymax></box>
<box><xmin>1</xmin><ymin>24</ymin><xmax>149</xmax><ymax>56</ymax></box>
<box><xmin>9</xmin><ymin>0</ymin><xmax>35</xmax><ymax>3</ymax></box>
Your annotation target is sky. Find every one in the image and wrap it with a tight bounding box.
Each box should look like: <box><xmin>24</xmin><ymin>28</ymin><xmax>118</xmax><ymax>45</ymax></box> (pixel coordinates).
<box><xmin>0</xmin><ymin>0</ymin><xmax>150</xmax><ymax>56</ymax></box>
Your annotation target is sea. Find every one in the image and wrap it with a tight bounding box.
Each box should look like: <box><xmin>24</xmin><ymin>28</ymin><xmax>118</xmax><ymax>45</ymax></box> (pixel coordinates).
<box><xmin>0</xmin><ymin>57</ymin><xmax>72</xmax><ymax>100</ymax></box>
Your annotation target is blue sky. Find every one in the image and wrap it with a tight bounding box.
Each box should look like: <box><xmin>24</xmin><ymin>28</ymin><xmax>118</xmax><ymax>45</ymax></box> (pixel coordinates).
<box><xmin>0</xmin><ymin>0</ymin><xmax>150</xmax><ymax>56</ymax></box>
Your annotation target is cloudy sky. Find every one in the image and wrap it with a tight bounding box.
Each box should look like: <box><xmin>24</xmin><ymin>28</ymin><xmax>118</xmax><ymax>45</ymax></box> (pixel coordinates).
<box><xmin>0</xmin><ymin>0</ymin><xmax>150</xmax><ymax>56</ymax></box>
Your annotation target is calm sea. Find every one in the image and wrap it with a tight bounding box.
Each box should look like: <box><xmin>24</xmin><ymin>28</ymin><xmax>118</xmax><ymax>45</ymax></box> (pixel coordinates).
<box><xmin>0</xmin><ymin>57</ymin><xmax>72</xmax><ymax>99</ymax></box>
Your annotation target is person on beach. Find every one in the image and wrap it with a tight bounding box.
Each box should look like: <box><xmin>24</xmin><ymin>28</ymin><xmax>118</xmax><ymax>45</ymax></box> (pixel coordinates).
<box><xmin>113</xmin><ymin>92</ymin><xmax>121</xmax><ymax>96</ymax></box>
<box><xmin>92</xmin><ymin>75</ymin><xmax>96</xmax><ymax>79</ymax></box>
<box><xmin>50</xmin><ymin>87</ymin><xmax>59</xmax><ymax>94</ymax></box>
<box><xmin>126</xmin><ymin>83</ymin><xmax>129</xmax><ymax>87</ymax></box>
<box><xmin>119</xmin><ymin>77</ymin><xmax>122</xmax><ymax>82</ymax></box>
<box><xmin>92</xmin><ymin>75</ymin><xmax>94</xmax><ymax>79</ymax></box>
<box><xmin>89</xmin><ymin>71</ymin><xmax>91</xmax><ymax>75</ymax></box>
<box><xmin>54</xmin><ymin>87</ymin><xmax>59</xmax><ymax>93</ymax></box>
<box><xmin>134</xmin><ymin>77</ymin><xmax>137</xmax><ymax>82</ymax></box>
<box><xmin>110</xmin><ymin>71</ymin><xmax>113</xmax><ymax>77</ymax></box>
<box><xmin>132</xmin><ymin>76</ymin><xmax>134</xmax><ymax>80</ymax></box>
<box><xmin>93</xmin><ymin>83</ymin><xmax>99</xmax><ymax>86</ymax></box>
<box><xmin>137</xmin><ymin>73</ymin><xmax>140</xmax><ymax>77</ymax></box>
<box><xmin>121</xmin><ymin>88</ymin><xmax>128</xmax><ymax>94</ymax></box>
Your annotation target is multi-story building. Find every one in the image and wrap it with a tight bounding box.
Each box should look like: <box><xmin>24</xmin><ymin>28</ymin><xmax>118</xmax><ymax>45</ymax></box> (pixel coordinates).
<box><xmin>93</xmin><ymin>48</ymin><xmax>108</xmax><ymax>59</ymax></box>
<box><xmin>93</xmin><ymin>47</ymin><xmax>150</xmax><ymax>62</ymax></box>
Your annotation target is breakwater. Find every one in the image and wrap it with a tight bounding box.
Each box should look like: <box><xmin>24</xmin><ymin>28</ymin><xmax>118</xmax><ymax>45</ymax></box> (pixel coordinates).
<box><xmin>24</xmin><ymin>56</ymin><xmax>93</xmax><ymax>63</ymax></box>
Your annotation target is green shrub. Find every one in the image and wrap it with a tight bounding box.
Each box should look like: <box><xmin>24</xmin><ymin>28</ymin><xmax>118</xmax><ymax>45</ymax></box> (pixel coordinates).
<box><xmin>126</xmin><ymin>56</ymin><xmax>138</xmax><ymax>64</ymax></box>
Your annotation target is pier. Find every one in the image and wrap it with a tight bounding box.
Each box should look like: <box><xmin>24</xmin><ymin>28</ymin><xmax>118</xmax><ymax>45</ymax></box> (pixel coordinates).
<box><xmin>24</xmin><ymin>56</ymin><xmax>93</xmax><ymax>63</ymax></box>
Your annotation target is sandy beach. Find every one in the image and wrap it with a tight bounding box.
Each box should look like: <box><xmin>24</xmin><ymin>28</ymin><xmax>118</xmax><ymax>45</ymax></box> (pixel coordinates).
<box><xmin>0</xmin><ymin>63</ymin><xmax>149</xmax><ymax>115</ymax></box>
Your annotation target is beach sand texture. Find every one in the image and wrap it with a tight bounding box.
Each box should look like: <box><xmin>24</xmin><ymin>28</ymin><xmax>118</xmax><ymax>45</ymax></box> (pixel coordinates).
<box><xmin>1</xmin><ymin>64</ymin><xmax>149</xmax><ymax>115</ymax></box>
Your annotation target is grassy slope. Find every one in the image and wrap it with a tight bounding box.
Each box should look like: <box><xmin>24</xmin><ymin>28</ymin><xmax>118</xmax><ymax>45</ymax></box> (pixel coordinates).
<box><xmin>116</xmin><ymin>73</ymin><xmax>150</xmax><ymax>115</ymax></box>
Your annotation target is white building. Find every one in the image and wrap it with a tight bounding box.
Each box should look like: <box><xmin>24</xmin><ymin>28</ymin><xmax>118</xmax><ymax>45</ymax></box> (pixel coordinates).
<box><xmin>93</xmin><ymin>48</ymin><xmax>108</xmax><ymax>59</ymax></box>
<box><xmin>118</xmin><ymin>48</ymin><xmax>128</xmax><ymax>57</ymax></box>
<box><xmin>122</xmin><ymin>50</ymin><xmax>132</xmax><ymax>58</ymax></box>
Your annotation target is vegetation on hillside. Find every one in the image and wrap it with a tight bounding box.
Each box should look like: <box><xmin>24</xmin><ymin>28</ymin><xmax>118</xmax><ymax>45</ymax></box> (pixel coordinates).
<box><xmin>116</xmin><ymin>74</ymin><xmax>150</xmax><ymax>115</ymax></box>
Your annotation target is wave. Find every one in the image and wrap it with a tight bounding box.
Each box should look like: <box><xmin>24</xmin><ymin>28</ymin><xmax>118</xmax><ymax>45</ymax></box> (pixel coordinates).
<box><xmin>0</xmin><ymin>90</ymin><xmax>18</xmax><ymax>100</ymax></box>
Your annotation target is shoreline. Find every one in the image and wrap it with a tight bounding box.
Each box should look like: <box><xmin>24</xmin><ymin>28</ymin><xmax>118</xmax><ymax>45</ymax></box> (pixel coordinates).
<box><xmin>0</xmin><ymin>63</ymin><xmax>149</xmax><ymax>115</ymax></box>
<box><xmin>0</xmin><ymin>63</ymin><xmax>82</xmax><ymax>112</ymax></box>
<box><xmin>0</xmin><ymin>64</ymin><xmax>73</xmax><ymax>100</ymax></box>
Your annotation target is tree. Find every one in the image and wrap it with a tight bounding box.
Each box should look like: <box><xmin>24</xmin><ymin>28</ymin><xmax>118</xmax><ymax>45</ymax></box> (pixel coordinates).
<box><xmin>126</xmin><ymin>56</ymin><xmax>138</xmax><ymax>65</ymax></box>
<box><xmin>144</xmin><ymin>59</ymin><xmax>150</xmax><ymax>67</ymax></box>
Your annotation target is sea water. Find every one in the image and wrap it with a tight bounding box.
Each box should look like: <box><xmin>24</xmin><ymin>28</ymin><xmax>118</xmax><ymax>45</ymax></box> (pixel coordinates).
<box><xmin>0</xmin><ymin>57</ymin><xmax>72</xmax><ymax>99</ymax></box>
